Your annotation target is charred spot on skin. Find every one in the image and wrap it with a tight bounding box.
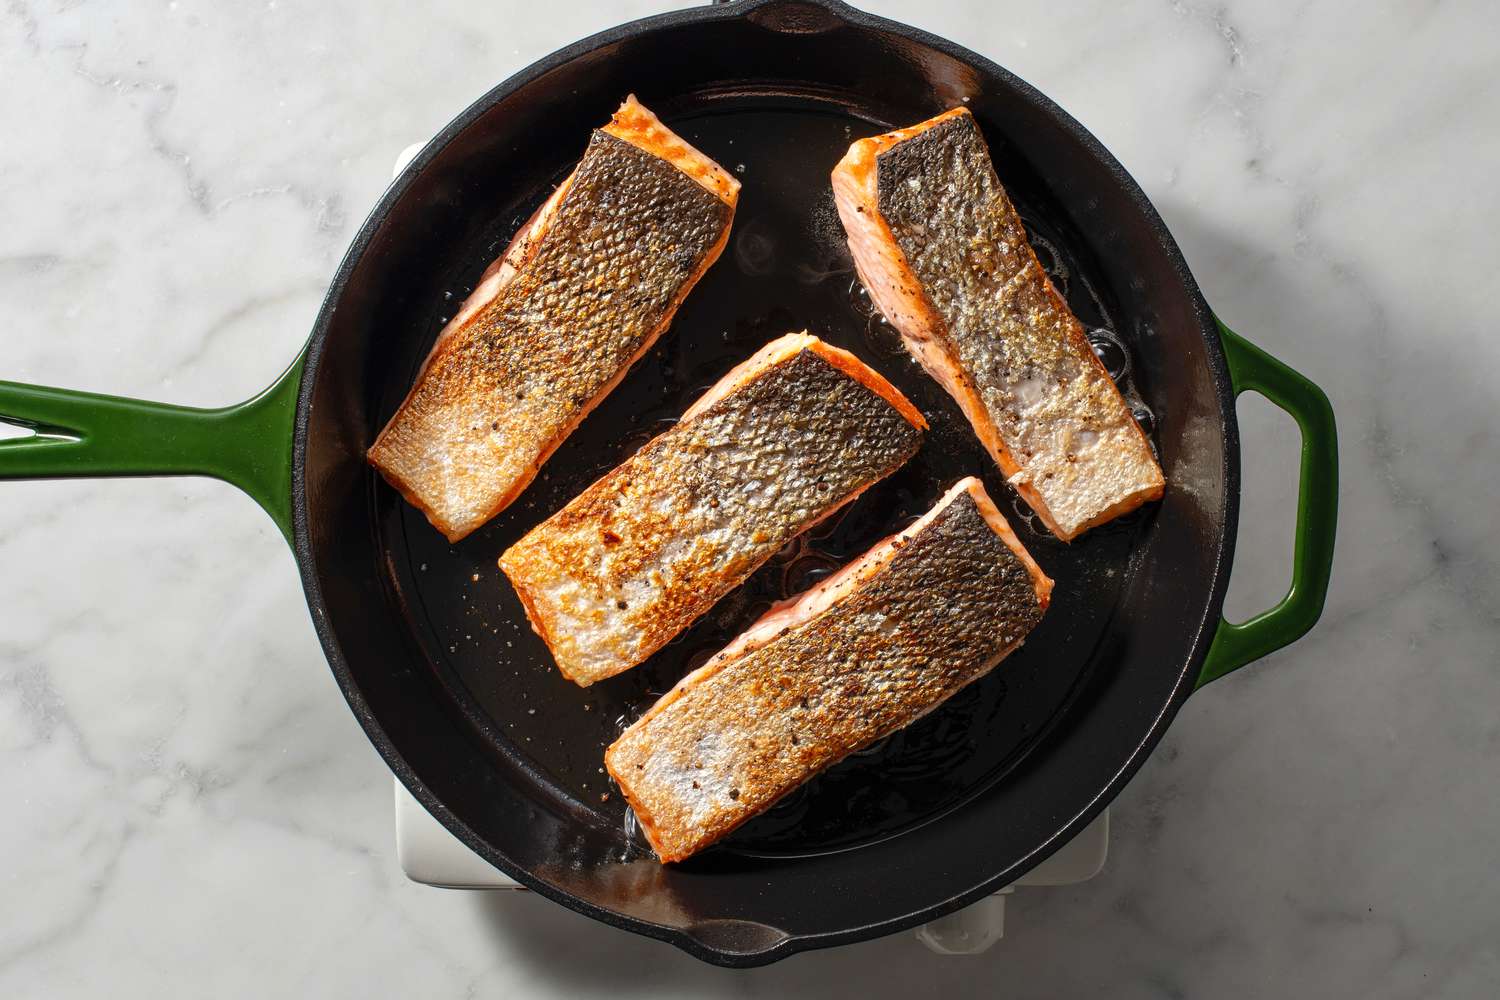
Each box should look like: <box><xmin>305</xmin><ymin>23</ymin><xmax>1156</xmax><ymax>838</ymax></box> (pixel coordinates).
<box><xmin>603</xmin><ymin>529</ymin><xmax>622</xmax><ymax>545</ymax></box>
<box><xmin>728</xmin><ymin>789</ymin><xmax>740</xmax><ymax>801</ymax></box>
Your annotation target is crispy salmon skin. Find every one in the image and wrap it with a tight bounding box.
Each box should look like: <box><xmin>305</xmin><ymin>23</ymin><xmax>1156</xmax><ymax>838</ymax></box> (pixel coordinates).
<box><xmin>368</xmin><ymin>96</ymin><xmax>739</xmax><ymax>542</ymax></box>
<box><xmin>833</xmin><ymin>107</ymin><xmax>1163</xmax><ymax>541</ymax></box>
<box><xmin>499</xmin><ymin>333</ymin><xmax>925</xmax><ymax>688</ymax></box>
<box><xmin>606</xmin><ymin>477</ymin><xmax>1052</xmax><ymax>863</ymax></box>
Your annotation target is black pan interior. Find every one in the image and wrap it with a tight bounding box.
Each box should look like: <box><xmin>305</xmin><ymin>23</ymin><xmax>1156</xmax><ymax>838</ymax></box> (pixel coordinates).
<box><xmin>296</xmin><ymin>0</ymin><xmax>1234</xmax><ymax>965</ymax></box>
<box><xmin>392</xmin><ymin>98</ymin><xmax>1153</xmax><ymax>859</ymax></box>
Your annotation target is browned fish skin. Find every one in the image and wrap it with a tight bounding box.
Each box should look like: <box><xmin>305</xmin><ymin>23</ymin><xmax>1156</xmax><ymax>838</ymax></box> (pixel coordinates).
<box><xmin>500</xmin><ymin>344</ymin><xmax>923</xmax><ymax>686</ymax></box>
<box><xmin>369</xmin><ymin>129</ymin><xmax>733</xmax><ymax>541</ymax></box>
<box><xmin>876</xmin><ymin>114</ymin><xmax>1033</xmax><ymax>334</ymax></box>
<box><xmin>605</xmin><ymin>486</ymin><xmax>1046</xmax><ymax>863</ymax></box>
<box><xmin>841</xmin><ymin>110</ymin><xmax>1164</xmax><ymax>541</ymax></box>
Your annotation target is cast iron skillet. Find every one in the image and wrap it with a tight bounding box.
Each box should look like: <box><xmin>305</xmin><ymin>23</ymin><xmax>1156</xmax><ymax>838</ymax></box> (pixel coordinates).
<box><xmin>0</xmin><ymin>0</ymin><xmax>1338</xmax><ymax>967</ymax></box>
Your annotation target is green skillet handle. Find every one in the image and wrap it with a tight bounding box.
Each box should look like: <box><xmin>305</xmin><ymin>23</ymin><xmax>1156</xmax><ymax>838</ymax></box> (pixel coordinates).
<box><xmin>0</xmin><ymin>356</ymin><xmax>303</xmax><ymax>545</ymax></box>
<box><xmin>1196</xmin><ymin>319</ymin><xmax>1338</xmax><ymax>688</ymax></box>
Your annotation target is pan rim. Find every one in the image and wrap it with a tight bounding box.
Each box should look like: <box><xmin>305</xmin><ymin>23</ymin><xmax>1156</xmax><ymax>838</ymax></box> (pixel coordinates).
<box><xmin>290</xmin><ymin>0</ymin><xmax>1241</xmax><ymax>967</ymax></box>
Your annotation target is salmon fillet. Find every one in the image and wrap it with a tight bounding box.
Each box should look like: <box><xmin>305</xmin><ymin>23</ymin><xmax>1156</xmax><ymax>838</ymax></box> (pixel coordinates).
<box><xmin>832</xmin><ymin>107</ymin><xmax>1164</xmax><ymax>541</ymax></box>
<box><xmin>499</xmin><ymin>333</ymin><xmax>925</xmax><ymax>687</ymax></box>
<box><xmin>606</xmin><ymin>477</ymin><xmax>1053</xmax><ymax>863</ymax></box>
<box><xmin>369</xmin><ymin>96</ymin><xmax>740</xmax><ymax>541</ymax></box>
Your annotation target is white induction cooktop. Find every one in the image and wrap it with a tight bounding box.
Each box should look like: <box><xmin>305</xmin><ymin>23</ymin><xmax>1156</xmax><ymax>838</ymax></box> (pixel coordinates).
<box><xmin>395</xmin><ymin>779</ymin><xmax>1107</xmax><ymax>954</ymax></box>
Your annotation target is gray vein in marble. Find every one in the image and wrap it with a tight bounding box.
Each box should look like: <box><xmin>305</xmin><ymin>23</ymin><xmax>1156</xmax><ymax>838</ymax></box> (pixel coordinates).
<box><xmin>0</xmin><ymin>252</ymin><xmax>62</xmax><ymax>274</ymax></box>
<box><xmin>61</xmin><ymin>40</ymin><xmax>349</xmax><ymax>247</ymax></box>
<box><xmin>212</xmin><ymin>185</ymin><xmax>294</xmax><ymax>213</ymax></box>
<box><xmin>6</xmin><ymin>0</ymin><xmax>39</xmax><ymax>53</ymax></box>
<box><xmin>160</xmin><ymin>281</ymin><xmax>326</xmax><ymax>377</ymax></box>
<box><xmin>1</xmin><ymin>636</ymin><xmax>110</xmax><ymax>772</ymax></box>
<box><xmin>0</xmin><ymin>823</ymin><xmax>135</xmax><ymax>972</ymax></box>
<box><xmin>1169</xmin><ymin>0</ymin><xmax>1245</xmax><ymax>65</ymax></box>
<box><xmin>70</xmin><ymin>54</ymin><xmax>211</xmax><ymax>212</ymax></box>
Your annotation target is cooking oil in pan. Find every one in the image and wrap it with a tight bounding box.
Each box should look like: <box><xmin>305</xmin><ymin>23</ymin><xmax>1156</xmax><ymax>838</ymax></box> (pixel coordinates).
<box><xmin>390</xmin><ymin>102</ymin><xmax>1157</xmax><ymax>861</ymax></box>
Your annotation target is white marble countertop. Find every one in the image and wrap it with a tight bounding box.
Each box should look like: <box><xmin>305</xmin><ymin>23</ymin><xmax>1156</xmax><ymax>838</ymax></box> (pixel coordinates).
<box><xmin>3</xmin><ymin>1</ymin><xmax>1496</xmax><ymax>995</ymax></box>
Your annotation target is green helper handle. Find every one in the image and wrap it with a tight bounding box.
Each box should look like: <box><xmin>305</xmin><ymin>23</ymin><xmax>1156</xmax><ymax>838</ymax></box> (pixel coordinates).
<box><xmin>1196</xmin><ymin>319</ymin><xmax>1338</xmax><ymax>688</ymax></box>
<box><xmin>0</xmin><ymin>356</ymin><xmax>303</xmax><ymax>545</ymax></box>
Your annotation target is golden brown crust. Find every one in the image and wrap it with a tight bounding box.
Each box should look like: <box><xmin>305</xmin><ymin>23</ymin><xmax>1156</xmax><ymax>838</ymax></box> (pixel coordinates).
<box><xmin>604</xmin><ymin>95</ymin><xmax>740</xmax><ymax>206</ymax></box>
<box><xmin>679</xmin><ymin>333</ymin><xmax>926</xmax><ymax>430</ymax></box>
<box><xmin>606</xmin><ymin>478</ymin><xmax>1050</xmax><ymax>862</ymax></box>
<box><xmin>367</xmin><ymin>98</ymin><xmax>737</xmax><ymax>541</ymax></box>
<box><xmin>832</xmin><ymin>107</ymin><xmax>1164</xmax><ymax>542</ymax></box>
<box><xmin>499</xmin><ymin>333</ymin><xmax>924</xmax><ymax>686</ymax></box>
<box><xmin>799</xmin><ymin>339</ymin><xmax>928</xmax><ymax>430</ymax></box>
